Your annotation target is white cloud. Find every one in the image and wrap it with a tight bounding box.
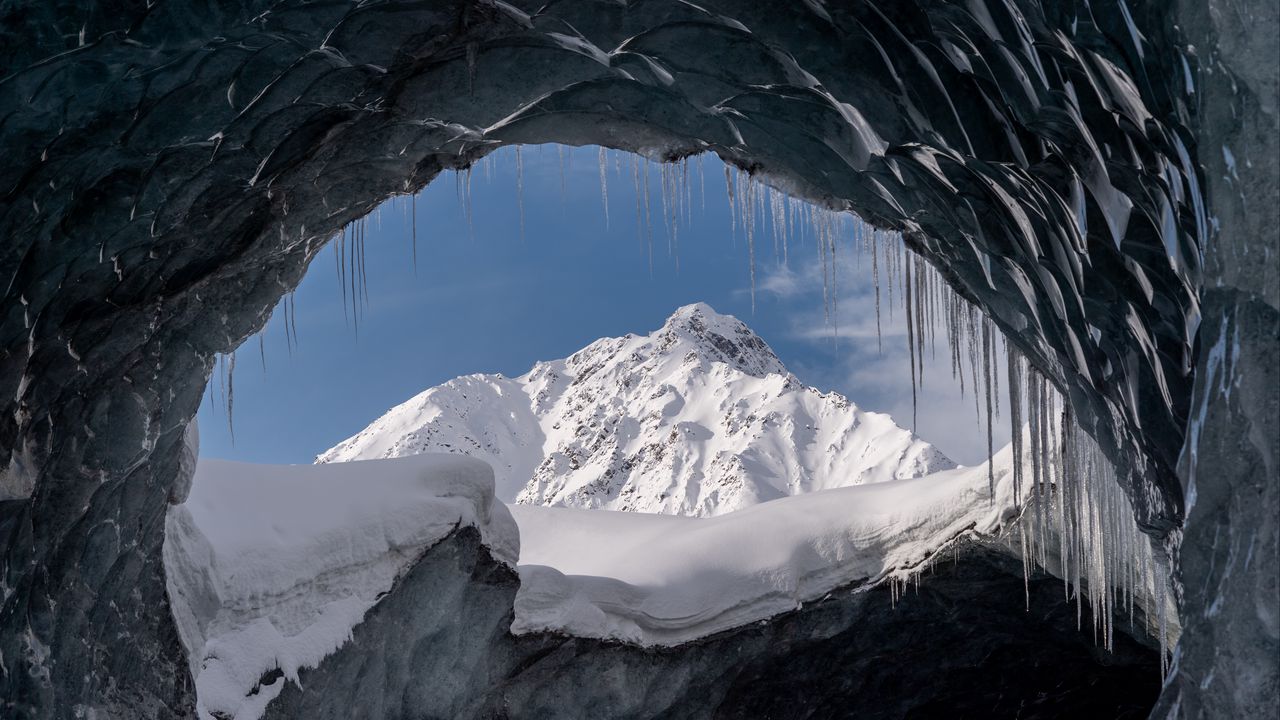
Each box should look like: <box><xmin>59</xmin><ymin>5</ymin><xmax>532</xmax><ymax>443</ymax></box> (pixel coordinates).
<box><xmin>754</xmin><ymin>248</ymin><xmax>1013</xmax><ymax>466</ymax></box>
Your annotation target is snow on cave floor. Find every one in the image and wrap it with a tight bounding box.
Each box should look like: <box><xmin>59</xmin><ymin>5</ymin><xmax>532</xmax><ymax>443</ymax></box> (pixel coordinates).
<box><xmin>166</xmin><ymin>450</ymin><xmax>1025</xmax><ymax>720</ymax></box>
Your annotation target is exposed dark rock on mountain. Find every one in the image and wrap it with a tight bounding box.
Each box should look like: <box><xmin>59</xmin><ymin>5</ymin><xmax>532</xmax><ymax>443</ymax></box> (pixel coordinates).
<box><xmin>265</xmin><ymin>527</ymin><xmax>1162</xmax><ymax>720</ymax></box>
<box><xmin>0</xmin><ymin>0</ymin><xmax>1274</xmax><ymax>717</ymax></box>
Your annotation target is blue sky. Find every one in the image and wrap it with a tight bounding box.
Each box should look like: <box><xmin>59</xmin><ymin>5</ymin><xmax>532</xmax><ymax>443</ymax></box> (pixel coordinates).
<box><xmin>198</xmin><ymin>145</ymin><xmax>1010</xmax><ymax>466</ymax></box>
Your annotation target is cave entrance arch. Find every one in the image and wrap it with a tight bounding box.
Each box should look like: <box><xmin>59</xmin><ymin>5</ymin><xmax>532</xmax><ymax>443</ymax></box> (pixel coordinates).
<box><xmin>175</xmin><ymin>141</ymin><xmax>1172</xmax><ymax>720</ymax></box>
<box><xmin>2</xmin><ymin>1</ymin><xmax>1251</xmax><ymax>717</ymax></box>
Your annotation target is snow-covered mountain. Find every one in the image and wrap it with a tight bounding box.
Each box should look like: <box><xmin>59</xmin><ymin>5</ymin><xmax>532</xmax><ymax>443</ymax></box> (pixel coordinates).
<box><xmin>317</xmin><ymin>303</ymin><xmax>954</xmax><ymax>516</ymax></box>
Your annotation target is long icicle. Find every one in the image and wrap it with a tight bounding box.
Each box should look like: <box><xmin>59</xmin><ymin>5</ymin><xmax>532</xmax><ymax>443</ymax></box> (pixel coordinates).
<box><xmin>905</xmin><ymin>251</ymin><xmax>918</xmax><ymax>429</ymax></box>
<box><xmin>599</xmin><ymin>147</ymin><xmax>610</xmax><ymax>229</ymax></box>
<box><xmin>515</xmin><ymin>146</ymin><xmax>526</xmax><ymax>242</ymax></box>
<box><xmin>872</xmin><ymin>229</ymin><xmax>882</xmax><ymax>352</ymax></box>
<box><xmin>983</xmin><ymin>318</ymin><xmax>994</xmax><ymax>499</ymax></box>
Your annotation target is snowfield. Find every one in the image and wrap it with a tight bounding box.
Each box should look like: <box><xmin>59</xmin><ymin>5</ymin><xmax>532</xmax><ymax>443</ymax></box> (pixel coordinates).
<box><xmin>167</xmin><ymin>447</ymin><xmax>1025</xmax><ymax>719</ymax></box>
<box><xmin>510</xmin><ymin>447</ymin><xmax>1022</xmax><ymax>645</ymax></box>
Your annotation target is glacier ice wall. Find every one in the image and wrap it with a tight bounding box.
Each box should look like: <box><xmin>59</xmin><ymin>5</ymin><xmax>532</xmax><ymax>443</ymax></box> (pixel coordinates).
<box><xmin>0</xmin><ymin>0</ymin><xmax>1274</xmax><ymax>717</ymax></box>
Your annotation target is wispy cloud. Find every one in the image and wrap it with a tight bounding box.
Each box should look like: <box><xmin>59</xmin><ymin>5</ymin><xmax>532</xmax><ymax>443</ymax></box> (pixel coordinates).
<box><xmin>751</xmin><ymin>248</ymin><xmax>1012</xmax><ymax>466</ymax></box>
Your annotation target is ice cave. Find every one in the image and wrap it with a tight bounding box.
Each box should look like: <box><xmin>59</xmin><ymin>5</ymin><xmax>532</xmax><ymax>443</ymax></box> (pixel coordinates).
<box><xmin>0</xmin><ymin>1</ymin><xmax>1276</xmax><ymax>719</ymax></box>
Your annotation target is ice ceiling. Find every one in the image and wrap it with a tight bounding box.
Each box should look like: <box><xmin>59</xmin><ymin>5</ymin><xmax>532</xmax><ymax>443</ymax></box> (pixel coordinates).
<box><xmin>0</xmin><ymin>0</ymin><xmax>1272</xmax><ymax>717</ymax></box>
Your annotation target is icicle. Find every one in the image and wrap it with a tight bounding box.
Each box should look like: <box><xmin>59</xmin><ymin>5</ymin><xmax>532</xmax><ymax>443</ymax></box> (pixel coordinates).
<box><xmin>1008</xmin><ymin>348</ymin><xmax>1023</xmax><ymax>505</ymax></box>
<box><xmin>830</xmin><ymin>219</ymin><xmax>838</xmax><ymax>344</ymax></box>
<box><xmin>905</xmin><ymin>251</ymin><xmax>917</xmax><ymax>429</ymax></box>
<box><xmin>745</xmin><ymin>174</ymin><xmax>757</xmax><ymax>312</ymax></box>
<box><xmin>279</xmin><ymin>298</ymin><xmax>290</xmax><ymax>356</ymax></box>
<box><xmin>684</xmin><ymin>157</ymin><xmax>693</xmax><ymax>228</ymax></box>
<box><xmin>598</xmin><ymin>147</ymin><xmax>610</xmax><ymax>229</ymax></box>
<box><xmin>347</xmin><ymin>222</ymin><xmax>357</xmax><ymax>332</ymax></box>
<box><xmin>969</xmin><ymin>306</ymin><xmax>981</xmax><ymax>421</ymax></box>
<box><xmin>698</xmin><ymin>153</ymin><xmax>706</xmax><ymax>216</ymax></box>
<box><xmin>659</xmin><ymin>161</ymin><xmax>680</xmax><ymax>270</ymax></box>
<box><xmin>983</xmin><ymin>319</ymin><xmax>994</xmax><ymax>498</ymax></box>
<box><xmin>725</xmin><ymin>164</ymin><xmax>737</xmax><ymax>246</ymax></box>
<box><xmin>991</xmin><ymin>320</ymin><xmax>1000</xmax><ymax>421</ymax></box>
<box><xmin>686</xmin><ymin>156</ymin><xmax>695</xmax><ymax>216</ymax></box>
<box><xmin>886</xmin><ymin>234</ymin><xmax>897</xmax><ymax>321</ymax></box>
<box><xmin>770</xmin><ymin>188</ymin><xmax>782</xmax><ymax>264</ymax></box>
<box><xmin>358</xmin><ymin>217</ymin><xmax>369</xmax><ymax>306</ymax></box>
<box><xmin>1059</xmin><ymin>404</ymin><xmax>1071</xmax><ymax>603</ymax></box>
<box><xmin>916</xmin><ymin>258</ymin><xmax>927</xmax><ymax>384</ymax></box>
<box><xmin>464</xmin><ymin>166</ymin><xmax>475</xmax><ymax>242</ymax></box>
<box><xmin>225</xmin><ymin>350</ymin><xmax>236</xmax><ymax>443</ymax></box>
<box><xmin>336</xmin><ymin>227</ymin><xmax>345</xmax><ymax>319</ymax></box>
<box><xmin>410</xmin><ymin>190</ymin><xmax>418</xmax><ymax>270</ymax></box>
<box><xmin>632</xmin><ymin>155</ymin><xmax>645</xmax><ymax>262</ymax></box>
<box><xmin>643</xmin><ymin>160</ymin><xmax>654</xmax><ymax>273</ymax></box>
<box><xmin>1029</xmin><ymin>368</ymin><xmax>1045</xmax><ymax>576</ymax></box>
<box><xmin>774</xmin><ymin>188</ymin><xmax>790</xmax><ymax>265</ymax></box>
<box><xmin>1038</xmin><ymin>375</ymin><xmax>1052</xmax><ymax>569</ymax></box>
<box><xmin>1021</xmin><ymin>524</ymin><xmax>1032</xmax><ymax>610</ymax></box>
<box><xmin>925</xmin><ymin>264</ymin><xmax>937</xmax><ymax>359</ymax></box>
<box><xmin>515</xmin><ymin>146</ymin><xmax>526</xmax><ymax>242</ymax></box>
<box><xmin>288</xmin><ymin>292</ymin><xmax>298</xmax><ymax>352</ymax></box>
<box><xmin>558</xmin><ymin>145</ymin><xmax>567</xmax><ymax>203</ymax></box>
<box><xmin>214</xmin><ymin>354</ymin><xmax>224</xmax><ymax>424</ymax></box>
<box><xmin>871</xmin><ymin>229</ymin><xmax>882</xmax><ymax>352</ymax></box>
<box><xmin>817</xmin><ymin>207</ymin><xmax>830</xmax><ymax>328</ymax></box>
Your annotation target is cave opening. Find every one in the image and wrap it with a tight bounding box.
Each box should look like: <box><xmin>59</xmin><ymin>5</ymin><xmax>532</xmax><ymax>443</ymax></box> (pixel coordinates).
<box><xmin>4</xmin><ymin>1</ymin><xmax>1274</xmax><ymax>718</ymax></box>
<box><xmin>170</xmin><ymin>142</ymin><xmax>1172</xmax><ymax>719</ymax></box>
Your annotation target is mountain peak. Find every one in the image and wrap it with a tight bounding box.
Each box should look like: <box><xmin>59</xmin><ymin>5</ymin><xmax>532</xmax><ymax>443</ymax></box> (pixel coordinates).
<box><xmin>656</xmin><ymin>303</ymin><xmax>786</xmax><ymax>378</ymax></box>
<box><xmin>662</xmin><ymin>302</ymin><xmax>736</xmax><ymax>329</ymax></box>
<box><xmin>319</xmin><ymin>304</ymin><xmax>955</xmax><ymax>517</ymax></box>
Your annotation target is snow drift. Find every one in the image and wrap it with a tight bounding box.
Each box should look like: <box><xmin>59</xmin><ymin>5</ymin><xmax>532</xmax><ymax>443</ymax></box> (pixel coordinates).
<box><xmin>164</xmin><ymin>455</ymin><xmax>518</xmax><ymax>720</ymax></box>
<box><xmin>168</xmin><ymin>430</ymin><xmax>1174</xmax><ymax>717</ymax></box>
<box><xmin>168</xmin><ymin>445</ymin><xmax>1015</xmax><ymax>718</ymax></box>
<box><xmin>510</xmin><ymin>447</ymin><xmax>1022</xmax><ymax>645</ymax></box>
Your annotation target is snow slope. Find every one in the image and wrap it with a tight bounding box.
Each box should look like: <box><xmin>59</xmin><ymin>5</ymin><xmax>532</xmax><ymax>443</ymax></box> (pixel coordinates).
<box><xmin>164</xmin><ymin>455</ymin><xmax>518</xmax><ymax>720</ymax></box>
<box><xmin>509</xmin><ymin>445</ymin><xmax>1022</xmax><ymax>645</ymax></box>
<box><xmin>318</xmin><ymin>303</ymin><xmax>953</xmax><ymax>515</ymax></box>
<box><xmin>167</xmin><ymin>450</ymin><xmax>1014</xmax><ymax>718</ymax></box>
<box><xmin>168</xmin><ymin>441</ymin><xmax>1174</xmax><ymax>717</ymax></box>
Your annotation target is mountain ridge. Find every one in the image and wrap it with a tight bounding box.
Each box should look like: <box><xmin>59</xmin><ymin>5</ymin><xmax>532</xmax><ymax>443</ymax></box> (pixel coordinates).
<box><xmin>318</xmin><ymin>303</ymin><xmax>954</xmax><ymax>516</ymax></box>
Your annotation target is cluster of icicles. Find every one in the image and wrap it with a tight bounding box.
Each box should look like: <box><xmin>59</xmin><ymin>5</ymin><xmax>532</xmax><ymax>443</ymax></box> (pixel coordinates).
<box><xmin>211</xmin><ymin>146</ymin><xmax>1173</xmax><ymax>669</ymax></box>
<box><xmin>901</xmin><ymin>339</ymin><xmax>1176</xmax><ymax>673</ymax></box>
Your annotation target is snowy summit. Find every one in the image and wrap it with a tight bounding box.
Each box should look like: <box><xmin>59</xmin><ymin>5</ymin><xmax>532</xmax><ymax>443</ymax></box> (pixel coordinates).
<box><xmin>318</xmin><ymin>303</ymin><xmax>954</xmax><ymax>516</ymax></box>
